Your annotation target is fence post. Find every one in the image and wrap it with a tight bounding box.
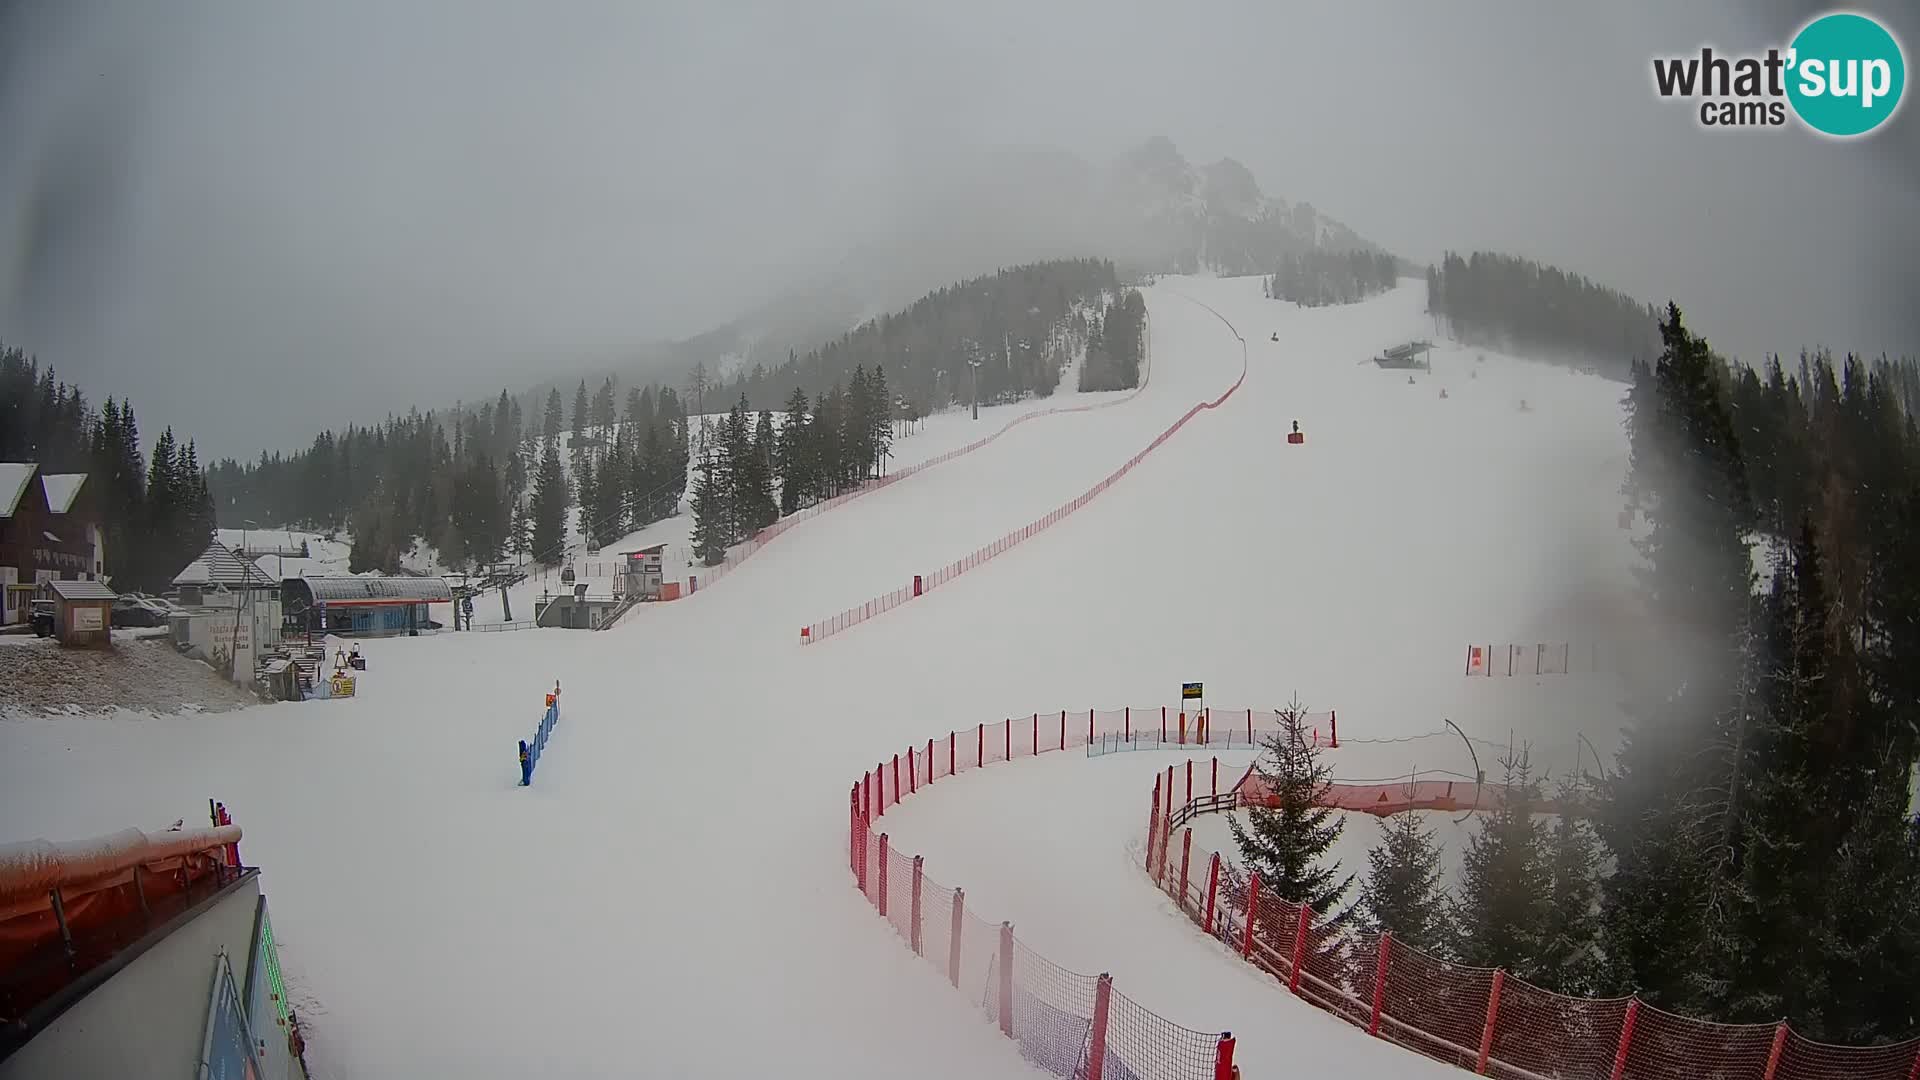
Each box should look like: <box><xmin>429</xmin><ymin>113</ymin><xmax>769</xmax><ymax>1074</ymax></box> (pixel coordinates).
<box><xmin>1005</xmin><ymin>720</ymin><xmax>1011</xmax><ymax>762</ymax></box>
<box><xmin>1147</xmin><ymin>776</ymin><xmax>1163</xmax><ymax>878</ymax></box>
<box><xmin>1179</xmin><ymin>828</ymin><xmax>1193</xmax><ymax>903</ymax></box>
<box><xmin>1475</xmin><ymin>969</ymin><xmax>1506</xmax><ymax>1075</ymax></box>
<box><xmin>910</xmin><ymin>855</ymin><xmax>925</xmax><ymax>956</ymax></box>
<box><xmin>1241</xmin><ymin>875</ymin><xmax>1261</xmax><ymax>959</ymax></box>
<box><xmin>977</xmin><ymin>723</ymin><xmax>984</xmax><ymax>768</ymax></box>
<box><xmin>1166</xmin><ymin>766</ymin><xmax>1175</xmax><ymax>815</ymax></box>
<box><xmin>1608</xmin><ymin>998</ymin><xmax>1640</xmax><ymax>1080</ymax></box>
<box><xmin>1032</xmin><ymin>713</ymin><xmax>1038</xmax><ymax>757</ymax></box>
<box><xmin>949</xmin><ymin>889</ymin><xmax>964</xmax><ymax>988</ymax></box>
<box><xmin>1246</xmin><ymin>708</ymin><xmax>1253</xmax><ymax>745</ymax></box>
<box><xmin>1214</xmin><ymin>1033</ymin><xmax>1236</xmax><ymax>1080</ymax></box>
<box><xmin>1288</xmin><ymin>904</ymin><xmax>1312</xmax><ymax>993</ymax></box>
<box><xmin>1088</xmin><ymin>709</ymin><xmax>1095</xmax><ymax>746</ymax></box>
<box><xmin>1205</xmin><ymin>853</ymin><xmax>1221</xmax><ymax>934</ymax></box>
<box><xmin>1059</xmin><ymin>710</ymin><xmax>1066</xmax><ymax>751</ymax></box>
<box><xmin>877</xmin><ymin>834</ymin><xmax>890</xmax><ymax>917</ymax></box>
<box><xmin>892</xmin><ymin>754</ymin><xmax>901</xmax><ymax>803</ymax></box>
<box><xmin>997</xmin><ymin>922</ymin><xmax>1015</xmax><ymax>1038</ymax></box>
<box><xmin>1086</xmin><ymin>973</ymin><xmax>1113</xmax><ymax>1078</ymax></box>
<box><xmin>1125</xmin><ymin>707</ymin><xmax>1130</xmax><ymax>741</ymax></box>
<box><xmin>1369</xmin><ymin>933</ymin><xmax>1392</xmax><ymax>1036</ymax></box>
<box><xmin>1162</xmin><ymin>706</ymin><xmax>1168</xmax><ymax>743</ymax></box>
<box><xmin>849</xmin><ymin>786</ymin><xmax>861</xmax><ymax>878</ymax></box>
<box><xmin>1330</xmin><ymin>709</ymin><xmax>1339</xmax><ymax>747</ymax></box>
<box><xmin>1212</xmin><ymin>756</ymin><xmax>1219</xmax><ymax>798</ymax></box>
<box><xmin>907</xmin><ymin>746</ymin><xmax>917</xmax><ymax>794</ymax></box>
<box><xmin>927</xmin><ymin>739</ymin><xmax>935</xmax><ymax>782</ymax></box>
<box><xmin>949</xmin><ymin>731</ymin><xmax>955</xmax><ymax>776</ymax></box>
<box><xmin>1179</xmin><ymin>710</ymin><xmax>1187</xmax><ymax>745</ymax></box>
<box><xmin>1762</xmin><ymin>1022</ymin><xmax>1788</xmax><ymax>1080</ymax></box>
<box><xmin>1186</xmin><ymin>759</ymin><xmax>1193</xmax><ymax>804</ymax></box>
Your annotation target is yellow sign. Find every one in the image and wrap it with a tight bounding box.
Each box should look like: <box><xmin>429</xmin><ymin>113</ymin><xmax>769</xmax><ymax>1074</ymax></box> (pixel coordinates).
<box><xmin>330</xmin><ymin>675</ymin><xmax>356</xmax><ymax>698</ymax></box>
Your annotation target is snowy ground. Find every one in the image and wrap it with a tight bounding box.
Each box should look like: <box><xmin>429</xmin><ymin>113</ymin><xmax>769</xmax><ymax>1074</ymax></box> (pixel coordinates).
<box><xmin>0</xmin><ymin>276</ymin><xmax>1640</xmax><ymax>1078</ymax></box>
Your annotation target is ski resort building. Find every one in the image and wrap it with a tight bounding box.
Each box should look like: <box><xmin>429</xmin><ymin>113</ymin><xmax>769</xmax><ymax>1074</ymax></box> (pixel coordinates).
<box><xmin>0</xmin><ymin>464</ymin><xmax>103</xmax><ymax>626</ymax></box>
<box><xmin>1373</xmin><ymin>340</ymin><xmax>1433</xmax><ymax>369</ymax></box>
<box><xmin>281</xmin><ymin>575</ymin><xmax>453</xmax><ymax>637</ymax></box>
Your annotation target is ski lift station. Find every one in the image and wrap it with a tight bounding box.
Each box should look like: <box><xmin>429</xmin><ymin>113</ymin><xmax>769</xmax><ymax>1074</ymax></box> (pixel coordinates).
<box><xmin>1373</xmin><ymin>340</ymin><xmax>1433</xmax><ymax>369</ymax></box>
<box><xmin>280</xmin><ymin>576</ymin><xmax>453</xmax><ymax>638</ymax></box>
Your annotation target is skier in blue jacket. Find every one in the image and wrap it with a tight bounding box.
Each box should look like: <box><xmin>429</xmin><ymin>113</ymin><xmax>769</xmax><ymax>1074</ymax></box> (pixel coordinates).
<box><xmin>519</xmin><ymin>740</ymin><xmax>533</xmax><ymax>786</ymax></box>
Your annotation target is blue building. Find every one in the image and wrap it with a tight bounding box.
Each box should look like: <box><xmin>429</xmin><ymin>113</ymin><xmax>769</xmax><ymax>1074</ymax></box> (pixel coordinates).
<box><xmin>281</xmin><ymin>576</ymin><xmax>453</xmax><ymax>638</ymax></box>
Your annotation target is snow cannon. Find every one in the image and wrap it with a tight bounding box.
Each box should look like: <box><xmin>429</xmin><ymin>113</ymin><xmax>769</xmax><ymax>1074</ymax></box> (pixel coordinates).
<box><xmin>1270</xmin><ymin>332</ymin><xmax>1278</xmax><ymax>342</ymax></box>
<box><xmin>1439</xmin><ymin>388</ymin><xmax>1449</xmax><ymax>399</ymax></box>
<box><xmin>1407</xmin><ymin>374</ymin><xmax>1416</xmax><ymax>385</ymax></box>
<box><xmin>1286</xmin><ymin>420</ymin><xmax>1305</xmax><ymax>445</ymax></box>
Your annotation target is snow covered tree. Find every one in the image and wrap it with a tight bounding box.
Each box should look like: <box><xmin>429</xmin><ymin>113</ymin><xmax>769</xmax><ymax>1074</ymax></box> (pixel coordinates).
<box><xmin>1360</xmin><ymin>812</ymin><xmax>1451</xmax><ymax>952</ymax></box>
<box><xmin>1228</xmin><ymin>699</ymin><xmax>1354</xmax><ymax>915</ymax></box>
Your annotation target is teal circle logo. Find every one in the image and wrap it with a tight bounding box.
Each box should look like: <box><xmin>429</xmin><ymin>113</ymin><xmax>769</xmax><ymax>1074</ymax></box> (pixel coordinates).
<box><xmin>1786</xmin><ymin>12</ymin><xmax>1905</xmax><ymax>137</ymax></box>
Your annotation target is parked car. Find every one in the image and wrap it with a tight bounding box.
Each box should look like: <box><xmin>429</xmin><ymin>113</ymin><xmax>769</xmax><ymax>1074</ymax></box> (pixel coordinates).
<box><xmin>111</xmin><ymin>595</ymin><xmax>172</xmax><ymax>628</ymax></box>
<box><xmin>30</xmin><ymin>599</ymin><xmax>55</xmax><ymax>638</ymax></box>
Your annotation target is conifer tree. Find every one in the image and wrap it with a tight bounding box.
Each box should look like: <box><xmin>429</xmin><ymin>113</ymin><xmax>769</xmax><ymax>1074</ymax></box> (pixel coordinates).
<box><xmin>776</xmin><ymin>385</ymin><xmax>812</xmax><ymax>513</ymax></box>
<box><xmin>543</xmin><ymin>388</ymin><xmax>564</xmax><ymax>447</ymax></box>
<box><xmin>1452</xmin><ymin>750</ymin><xmax>1552</xmax><ymax>978</ymax></box>
<box><xmin>1537</xmin><ymin>784</ymin><xmax>1606</xmax><ymax>996</ymax></box>
<box><xmin>1360</xmin><ymin>813</ymin><xmax>1451</xmax><ymax>951</ymax></box>
<box><xmin>575</xmin><ymin>455</ymin><xmax>598</xmax><ymax>547</ymax></box>
<box><xmin>688</xmin><ymin>454</ymin><xmax>728</xmax><ymax>566</ymax></box>
<box><xmin>529</xmin><ymin>436</ymin><xmax>569</xmax><ymax>562</ymax></box>
<box><xmin>1227</xmin><ymin>699</ymin><xmax>1354</xmax><ymax>915</ymax></box>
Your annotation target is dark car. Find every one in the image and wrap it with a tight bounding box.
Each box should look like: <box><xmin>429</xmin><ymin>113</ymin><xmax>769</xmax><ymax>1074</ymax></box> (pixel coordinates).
<box><xmin>30</xmin><ymin>599</ymin><xmax>55</xmax><ymax>638</ymax></box>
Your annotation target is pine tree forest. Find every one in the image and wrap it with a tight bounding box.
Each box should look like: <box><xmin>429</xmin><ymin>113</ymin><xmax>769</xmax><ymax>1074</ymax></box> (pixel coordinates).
<box><xmin>1</xmin><ymin>343</ymin><xmax>215</xmax><ymax>592</ymax></box>
<box><xmin>711</xmin><ymin>260</ymin><xmax>1145</xmax><ymax>414</ymax></box>
<box><xmin>1426</xmin><ymin>251</ymin><xmax>1664</xmax><ymax>378</ymax></box>
<box><xmin>1265</xmin><ymin>249</ymin><xmax>1398</xmax><ymax>307</ymax></box>
<box><xmin>1307</xmin><ymin>307</ymin><xmax>1920</xmax><ymax>1047</ymax></box>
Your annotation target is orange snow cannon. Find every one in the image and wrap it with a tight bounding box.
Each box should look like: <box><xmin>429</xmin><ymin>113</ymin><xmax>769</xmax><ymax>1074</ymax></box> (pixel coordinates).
<box><xmin>1286</xmin><ymin>420</ymin><xmax>1305</xmax><ymax>445</ymax></box>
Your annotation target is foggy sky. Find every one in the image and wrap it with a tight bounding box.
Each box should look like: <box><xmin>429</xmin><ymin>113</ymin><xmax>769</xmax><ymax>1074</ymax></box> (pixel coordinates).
<box><xmin>2</xmin><ymin>1</ymin><xmax>1914</xmax><ymax>460</ymax></box>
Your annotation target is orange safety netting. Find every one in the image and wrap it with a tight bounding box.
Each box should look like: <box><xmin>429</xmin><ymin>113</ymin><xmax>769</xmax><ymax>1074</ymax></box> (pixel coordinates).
<box><xmin>805</xmin><ymin>311</ymin><xmax>1242</xmax><ymax>646</ymax></box>
<box><xmin>1150</xmin><ymin>776</ymin><xmax>1920</xmax><ymax>1080</ymax></box>
<box><xmin>1</xmin><ymin>825</ymin><xmax>244</xmax><ymax>1024</ymax></box>
<box><xmin>849</xmin><ymin>706</ymin><xmax>1240</xmax><ymax>1080</ymax></box>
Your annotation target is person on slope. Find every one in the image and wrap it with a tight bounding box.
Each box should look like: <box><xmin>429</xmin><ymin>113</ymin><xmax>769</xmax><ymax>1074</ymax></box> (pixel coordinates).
<box><xmin>519</xmin><ymin>739</ymin><xmax>533</xmax><ymax>786</ymax></box>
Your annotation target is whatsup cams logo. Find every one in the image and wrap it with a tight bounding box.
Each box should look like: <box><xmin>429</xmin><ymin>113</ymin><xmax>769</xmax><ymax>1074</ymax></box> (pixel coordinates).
<box><xmin>1652</xmin><ymin>10</ymin><xmax>1906</xmax><ymax>137</ymax></box>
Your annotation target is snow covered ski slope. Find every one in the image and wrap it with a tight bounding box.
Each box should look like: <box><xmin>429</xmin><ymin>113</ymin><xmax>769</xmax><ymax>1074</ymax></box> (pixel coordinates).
<box><xmin>0</xmin><ymin>275</ymin><xmax>1638</xmax><ymax>1078</ymax></box>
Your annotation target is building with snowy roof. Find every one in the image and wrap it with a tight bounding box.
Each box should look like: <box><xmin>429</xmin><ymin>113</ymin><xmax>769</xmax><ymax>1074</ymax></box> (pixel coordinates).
<box><xmin>281</xmin><ymin>575</ymin><xmax>453</xmax><ymax>638</ymax></box>
<box><xmin>0</xmin><ymin>463</ymin><xmax>103</xmax><ymax>627</ymax></box>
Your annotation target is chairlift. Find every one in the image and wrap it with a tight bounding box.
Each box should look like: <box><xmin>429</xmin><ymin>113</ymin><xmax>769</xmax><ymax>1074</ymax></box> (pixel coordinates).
<box><xmin>560</xmin><ymin>561</ymin><xmax>576</xmax><ymax>587</ymax></box>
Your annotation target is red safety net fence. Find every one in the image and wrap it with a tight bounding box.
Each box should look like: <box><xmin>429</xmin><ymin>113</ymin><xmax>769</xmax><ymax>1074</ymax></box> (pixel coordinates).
<box><xmin>1142</xmin><ymin>766</ymin><xmax>1920</xmax><ymax>1080</ymax></box>
<box><xmin>803</xmin><ymin>303</ymin><xmax>1245</xmax><ymax>646</ymax></box>
<box><xmin>848</xmin><ymin>706</ymin><xmax>1242</xmax><ymax>1080</ymax></box>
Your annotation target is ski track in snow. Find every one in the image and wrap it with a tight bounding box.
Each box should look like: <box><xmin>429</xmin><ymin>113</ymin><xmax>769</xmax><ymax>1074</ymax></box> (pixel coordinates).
<box><xmin>0</xmin><ymin>276</ymin><xmax>1638</xmax><ymax>1079</ymax></box>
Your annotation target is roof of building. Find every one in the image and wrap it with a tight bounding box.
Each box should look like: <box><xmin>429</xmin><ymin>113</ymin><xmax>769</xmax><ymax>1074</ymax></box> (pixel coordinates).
<box><xmin>0</xmin><ymin>463</ymin><xmax>36</xmax><ymax>517</ymax></box>
<box><xmin>173</xmin><ymin>540</ymin><xmax>279</xmax><ymax>588</ymax></box>
<box><xmin>40</xmin><ymin>473</ymin><xmax>86</xmax><ymax>513</ymax></box>
<box><xmin>45</xmin><ymin>579</ymin><xmax>117</xmax><ymax>601</ymax></box>
<box><xmin>215</xmin><ymin>527</ymin><xmax>308</xmax><ymax>555</ymax></box>
<box><xmin>293</xmin><ymin>576</ymin><xmax>454</xmax><ymax>604</ymax></box>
